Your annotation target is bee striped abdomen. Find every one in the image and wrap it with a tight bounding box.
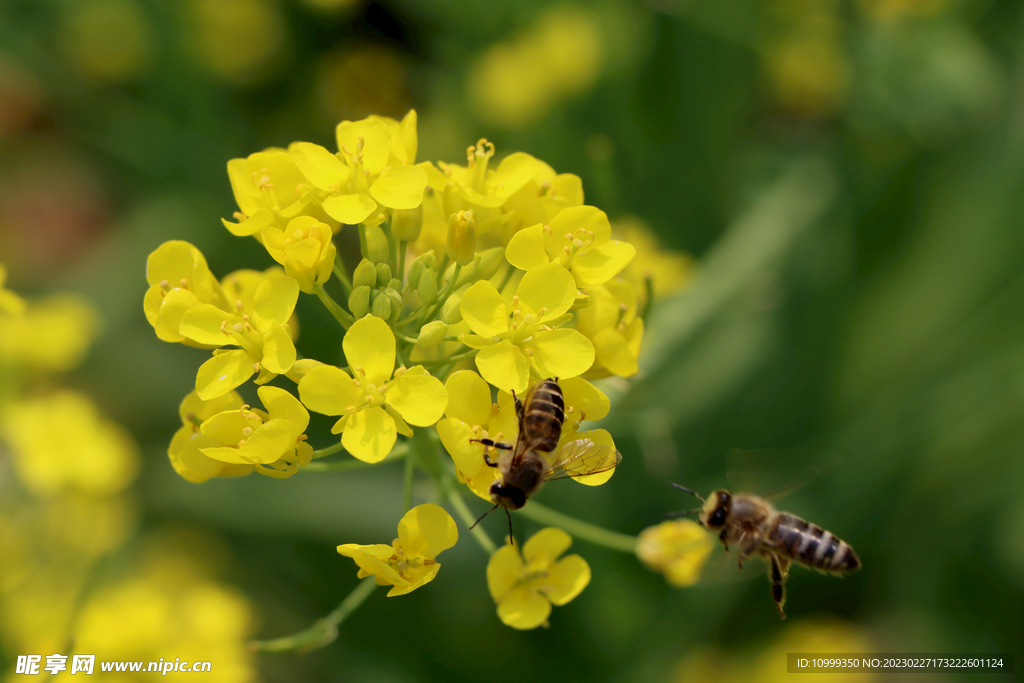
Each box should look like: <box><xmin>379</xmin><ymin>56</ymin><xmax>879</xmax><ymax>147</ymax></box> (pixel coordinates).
<box><xmin>770</xmin><ymin>513</ymin><xmax>860</xmax><ymax>573</ymax></box>
<box><xmin>522</xmin><ymin>380</ymin><xmax>564</xmax><ymax>453</ymax></box>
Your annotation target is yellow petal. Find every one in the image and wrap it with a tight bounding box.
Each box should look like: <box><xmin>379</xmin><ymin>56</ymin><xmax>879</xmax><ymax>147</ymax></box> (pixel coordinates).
<box><xmin>195</xmin><ymin>350</ymin><xmax>256</xmax><ymax>400</ymax></box>
<box><xmin>368</xmin><ymin>165</ymin><xmax>427</xmax><ymax>209</ymax></box>
<box><xmin>298</xmin><ymin>364</ymin><xmax>362</xmax><ymax>415</ymax></box>
<box><xmin>486</xmin><ymin>543</ymin><xmax>524</xmax><ymax>601</ymax></box>
<box><xmin>524</xmin><ymin>329</ymin><xmax>594</xmax><ymax>380</ymax></box>
<box><xmin>475</xmin><ymin>340</ymin><xmax>530</xmax><ymax>394</ymax></box>
<box><xmin>436</xmin><ymin>418</ymin><xmax>488</xmax><ymax>479</ymax></box>
<box><xmin>178</xmin><ymin>389</ymin><xmax>244</xmax><ymax>425</ymax></box>
<box><xmin>558</xmin><ymin>377</ymin><xmax>610</xmax><ymax>424</ymax></box>
<box><xmin>322</xmin><ymin>192</ymin><xmax>377</xmax><ymax>224</ymax></box>
<box><xmin>253</xmin><ymin>274</ymin><xmax>299</xmax><ymax>324</ymax></box>
<box><xmin>443</xmin><ymin>370</ymin><xmax>492</xmax><ymax>424</ymax></box>
<box><xmin>343</xmin><ymin>316</ymin><xmax>395</xmax><ymax>386</ymax></box>
<box><xmin>497</xmin><ymin>587</ymin><xmax>551</xmax><ymax>630</ymax></box>
<box><xmin>542</xmin><ymin>554</ymin><xmax>591</xmax><ymax>606</ymax></box>
<box><xmin>522</xmin><ymin>527</ymin><xmax>572</xmax><ymax>565</ymax></box>
<box><xmin>386</xmin><ymin>564</ymin><xmax>441</xmax><ymax>597</ymax></box>
<box><xmin>222</xmin><ymin>208</ymin><xmax>275</xmax><ymax>237</ymax></box>
<box><xmin>227</xmin><ymin>157</ymin><xmax>262</xmax><ymax>215</ymax></box>
<box><xmin>459</xmin><ymin>281</ymin><xmax>508</xmax><ymax>337</ymax></box>
<box><xmin>145</xmin><ymin>240</ymin><xmax>205</xmax><ymax>286</ymax></box>
<box><xmin>337</xmin><ymin>543</ymin><xmax>404</xmax><ymax>584</ymax></box>
<box><xmin>559</xmin><ymin>429</ymin><xmax>617</xmax><ymax>486</ymax></box>
<box><xmin>151</xmin><ymin>287</ymin><xmax>201</xmax><ymax>343</ymax></box>
<box><xmin>490</xmin><ymin>152</ymin><xmax>544</xmax><ymax>198</ymax></box>
<box><xmin>386</xmin><ymin>372</ymin><xmax>448</xmax><ymax>426</ymax></box>
<box><xmin>550</xmin><ymin>205</ymin><xmax>611</xmax><ymax>245</ymax></box>
<box><xmin>258</xmin><ymin>319</ymin><xmax>296</xmax><ymax>374</ymax></box>
<box><xmin>179</xmin><ymin>304</ymin><xmax>236</xmax><ymax>346</ymax></box>
<box><xmin>572</xmin><ymin>240</ymin><xmax>636</xmax><ymax>287</ymax></box>
<box><xmin>237</xmin><ymin>419</ymin><xmax>296</xmax><ymax>464</ymax></box>
<box><xmin>516</xmin><ymin>262</ymin><xmax>576</xmax><ymax>321</ymax></box>
<box><xmin>282</xmin><ymin>239</ymin><xmax>322</xmax><ymax>292</ymax></box>
<box><xmin>591</xmin><ymin>328</ymin><xmax>638</xmax><ymax>377</ymax></box>
<box><xmin>168</xmin><ymin>427</ymin><xmax>252</xmax><ymax>483</ymax></box>
<box><xmin>336</xmin><ymin>117</ymin><xmax>391</xmax><ymax>173</ymax></box>
<box><xmin>397</xmin><ymin>503</ymin><xmax>458</xmax><ymax>559</ymax></box>
<box><xmin>200</xmin><ymin>408</ymin><xmax>260</xmax><ymax>444</ymax></box>
<box><xmin>289</xmin><ymin>141</ymin><xmax>349</xmax><ymax>190</ymax></box>
<box><xmin>257</xmin><ymin>385</ymin><xmax>309</xmax><ymax>435</ymax></box>
<box><xmin>342</xmin><ymin>405</ymin><xmax>396</xmax><ymax>463</ymax></box>
<box><xmin>505</xmin><ymin>225</ymin><xmax>550</xmax><ymax>271</ymax></box>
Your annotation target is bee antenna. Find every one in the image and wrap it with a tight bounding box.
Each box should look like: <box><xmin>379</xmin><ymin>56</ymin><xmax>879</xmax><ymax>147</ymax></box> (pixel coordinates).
<box><xmin>469</xmin><ymin>504</ymin><xmax>498</xmax><ymax>529</ymax></box>
<box><xmin>505</xmin><ymin>508</ymin><xmax>514</xmax><ymax>547</ymax></box>
<box><xmin>671</xmin><ymin>483</ymin><xmax>705</xmax><ymax>504</ymax></box>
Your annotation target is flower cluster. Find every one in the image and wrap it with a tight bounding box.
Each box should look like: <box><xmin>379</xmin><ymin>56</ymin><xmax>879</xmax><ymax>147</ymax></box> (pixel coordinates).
<box><xmin>143</xmin><ymin>110</ymin><xmax>690</xmax><ymax>637</ymax></box>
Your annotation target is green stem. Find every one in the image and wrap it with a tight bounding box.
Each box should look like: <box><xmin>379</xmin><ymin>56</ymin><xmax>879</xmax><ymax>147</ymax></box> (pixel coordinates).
<box><xmin>416</xmin><ymin>348</ymin><xmax>476</xmax><ymax>366</ymax></box>
<box><xmin>333</xmin><ymin>252</ymin><xmax>353</xmax><ymax>297</ymax></box>
<box><xmin>387</xmin><ymin>220</ymin><xmax>399</xmax><ymax>275</ymax></box>
<box><xmin>311</xmin><ymin>441</ymin><xmax>346</xmax><ymax>459</ymax></box>
<box><xmin>419</xmin><ymin>264</ymin><xmax>462</xmax><ymax>326</ymax></box>
<box><xmin>358</xmin><ymin>224</ymin><xmax>369</xmax><ymax>261</ymax></box>
<box><xmin>639</xmin><ymin>275</ymin><xmax>654</xmax><ymax>324</ymax></box>
<box><xmin>305</xmin><ymin>448</ymin><xmax>407</xmax><ymax>472</ymax></box>
<box><xmin>403</xmin><ymin>446</ymin><xmax>415</xmax><ymax>511</ymax></box>
<box><xmin>394</xmin><ymin>329</ymin><xmax>419</xmax><ymax>344</ymax></box>
<box><xmin>496</xmin><ymin>262</ymin><xmax>517</xmax><ymax>294</ymax></box>
<box><xmin>249</xmin><ymin>577</ymin><xmax>377</xmax><ymax>653</ymax></box>
<box><xmin>517</xmin><ymin>501</ymin><xmax>637</xmax><ymax>553</ymax></box>
<box><xmin>314</xmin><ymin>283</ymin><xmax>354</xmax><ymax>329</ymax></box>
<box><xmin>397</xmin><ymin>240</ymin><xmax>407</xmax><ymax>281</ymax></box>
<box><xmin>446</xmin><ymin>483</ymin><xmax>497</xmax><ymax>555</ymax></box>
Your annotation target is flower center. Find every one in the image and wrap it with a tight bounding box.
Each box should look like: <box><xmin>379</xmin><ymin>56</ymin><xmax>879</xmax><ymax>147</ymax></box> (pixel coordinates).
<box><xmin>466</xmin><ymin>139</ymin><xmax>495</xmax><ymax>193</ymax></box>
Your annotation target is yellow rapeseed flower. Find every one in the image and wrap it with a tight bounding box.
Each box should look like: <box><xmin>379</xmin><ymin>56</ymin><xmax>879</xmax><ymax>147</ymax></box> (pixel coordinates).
<box><xmin>168</xmin><ymin>390</ymin><xmax>255</xmax><ymax>483</ymax></box>
<box><xmin>222</xmin><ymin>148</ymin><xmax>324</xmax><ymax>237</ymax></box>
<box><xmin>487</xmin><ymin>527</ymin><xmax>590</xmax><ymax>629</ymax></box>
<box><xmin>636</xmin><ymin>519</ymin><xmax>714</xmax><ymax>587</ymax></box>
<box><xmin>506</xmin><ymin>205</ymin><xmax>635</xmax><ymax>287</ymax></box>
<box><xmin>144</xmin><ymin>241</ymin><xmax>228</xmax><ymax>344</ymax></box>
<box><xmin>337</xmin><ymin>503</ymin><xmax>458</xmax><ymax>596</ymax></box>
<box><xmin>197</xmin><ymin>386</ymin><xmax>312</xmax><ymax>478</ymax></box>
<box><xmin>0</xmin><ymin>293</ymin><xmax>99</xmax><ymax>373</ymax></box>
<box><xmin>0</xmin><ymin>263</ymin><xmax>26</xmax><ymax>314</ymax></box>
<box><xmin>0</xmin><ymin>390</ymin><xmax>138</xmax><ymax>497</ymax></box>
<box><xmin>179</xmin><ymin>271</ymin><xmax>299</xmax><ymax>399</ymax></box>
<box><xmin>298</xmin><ymin>316</ymin><xmax>448</xmax><ymax>463</ymax></box>
<box><xmin>261</xmin><ymin>215</ymin><xmax>337</xmax><ymax>293</ymax></box>
<box><xmin>458</xmin><ymin>262</ymin><xmax>594</xmax><ymax>393</ymax></box>
<box><xmin>575</xmin><ymin>279</ymin><xmax>643</xmax><ymax>378</ymax></box>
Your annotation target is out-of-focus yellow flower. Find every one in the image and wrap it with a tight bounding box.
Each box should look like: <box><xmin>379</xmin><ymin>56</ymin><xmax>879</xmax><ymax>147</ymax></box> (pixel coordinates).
<box><xmin>290</xmin><ymin>113</ymin><xmax>427</xmax><ymax>225</ymax></box>
<box><xmin>576</xmin><ymin>279</ymin><xmax>643</xmax><ymax>378</ymax></box>
<box><xmin>298</xmin><ymin>316</ymin><xmax>448</xmax><ymax>463</ymax></box>
<box><xmin>750</xmin><ymin>620</ymin><xmax>876</xmax><ymax>683</ymax></box>
<box><xmin>506</xmin><ymin>205</ymin><xmax>635</xmax><ymax>287</ymax></box>
<box><xmin>168</xmin><ymin>390</ymin><xmax>256</xmax><ymax>483</ymax></box>
<box><xmin>487</xmin><ymin>527</ymin><xmax>590</xmax><ymax>629</ymax></box>
<box><xmin>60</xmin><ymin>0</ymin><xmax>155</xmax><ymax>83</ymax></box>
<box><xmin>636</xmin><ymin>519</ymin><xmax>714</xmax><ymax>587</ymax></box>
<box><xmin>468</xmin><ymin>6</ymin><xmax>604</xmax><ymax>128</ymax></box>
<box><xmin>0</xmin><ymin>263</ymin><xmax>25</xmax><ymax>314</ymax></box>
<box><xmin>261</xmin><ymin>216</ymin><xmax>337</xmax><ymax>293</ymax></box>
<box><xmin>222</xmin><ymin>148</ymin><xmax>325</xmax><ymax>237</ymax></box>
<box><xmin>337</xmin><ymin>503</ymin><xmax>458</xmax><ymax>597</ymax></box>
<box><xmin>184</xmin><ymin>0</ymin><xmax>286</xmax><ymax>85</ymax></box>
<box><xmin>316</xmin><ymin>46</ymin><xmax>408</xmax><ymax>123</ymax></box>
<box><xmin>458</xmin><ymin>262</ymin><xmax>595</xmax><ymax>393</ymax></box>
<box><xmin>613</xmin><ymin>217</ymin><xmax>695</xmax><ymax>307</ymax></box>
<box><xmin>68</xmin><ymin>545</ymin><xmax>257</xmax><ymax>683</ymax></box>
<box><xmin>143</xmin><ymin>241</ymin><xmax>228</xmax><ymax>344</ymax></box>
<box><xmin>0</xmin><ymin>294</ymin><xmax>99</xmax><ymax>373</ymax></box>
<box><xmin>761</xmin><ymin>9</ymin><xmax>849</xmax><ymax>116</ymax></box>
<box><xmin>179</xmin><ymin>271</ymin><xmax>299</xmax><ymax>399</ymax></box>
<box><xmin>197</xmin><ymin>386</ymin><xmax>312</xmax><ymax>478</ymax></box>
<box><xmin>0</xmin><ymin>390</ymin><xmax>138</xmax><ymax>497</ymax></box>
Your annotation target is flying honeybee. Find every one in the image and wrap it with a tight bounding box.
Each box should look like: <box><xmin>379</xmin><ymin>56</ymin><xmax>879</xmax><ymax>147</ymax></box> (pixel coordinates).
<box><xmin>470</xmin><ymin>378</ymin><xmax>621</xmax><ymax>538</ymax></box>
<box><xmin>671</xmin><ymin>484</ymin><xmax>861</xmax><ymax>619</ymax></box>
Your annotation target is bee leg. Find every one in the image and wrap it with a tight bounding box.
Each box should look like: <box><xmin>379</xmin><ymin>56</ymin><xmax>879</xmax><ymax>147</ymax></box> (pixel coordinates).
<box><xmin>512</xmin><ymin>390</ymin><xmax>524</xmax><ymax>421</ymax></box>
<box><xmin>470</xmin><ymin>438</ymin><xmax>512</xmax><ymax>468</ymax></box>
<box><xmin>769</xmin><ymin>554</ymin><xmax>787</xmax><ymax>620</ymax></box>
<box><xmin>719</xmin><ymin>529</ymin><xmax>729</xmax><ymax>552</ymax></box>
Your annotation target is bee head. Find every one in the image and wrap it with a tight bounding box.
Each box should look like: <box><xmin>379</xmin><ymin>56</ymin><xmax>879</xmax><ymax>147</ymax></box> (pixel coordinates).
<box><xmin>490</xmin><ymin>483</ymin><xmax>527</xmax><ymax>510</ymax></box>
<box><xmin>700</xmin><ymin>490</ymin><xmax>731</xmax><ymax>530</ymax></box>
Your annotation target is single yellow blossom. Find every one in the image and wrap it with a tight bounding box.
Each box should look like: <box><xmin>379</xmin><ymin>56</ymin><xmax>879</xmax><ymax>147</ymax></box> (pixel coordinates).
<box><xmin>0</xmin><ymin>263</ymin><xmax>26</xmax><ymax>314</ymax></box>
<box><xmin>506</xmin><ymin>205</ymin><xmax>635</xmax><ymax>287</ymax></box>
<box><xmin>337</xmin><ymin>503</ymin><xmax>458</xmax><ymax>596</ymax></box>
<box><xmin>0</xmin><ymin>390</ymin><xmax>138</xmax><ymax>497</ymax></box>
<box><xmin>168</xmin><ymin>390</ymin><xmax>255</xmax><ymax>483</ymax></box>
<box><xmin>575</xmin><ymin>279</ymin><xmax>643</xmax><ymax>378</ymax></box>
<box><xmin>0</xmin><ymin>294</ymin><xmax>99</xmax><ymax>373</ymax></box>
<box><xmin>487</xmin><ymin>527</ymin><xmax>590</xmax><ymax>629</ymax></box>
<box><xmin>458</xmin><ymin>262</ymin><xmax>594</xmax><ymax>393</ymax></box>
<box><xmin>143</xmin><ymin>241</ymin><xmax>228</xmax><ymax>344</ymax></box>
<box><xmin>636</xmin><ymin>519</ymin><xmax>714</xmax><ymax>587</ymax></box>
<box><xmin>261</xmin><ymin>215</ymin><xmax>337</xmax><ymax>293</ymax></box>
<box><xmin>501</xmin><ymin>161</ymin><xmax>584</xmax><ymax>244</ymax></box>
<box><xmin>179</xmin><ymin>272</ymin><xmax>299</xmax><ymax>399</ymax></box>
<box><xmin>298</xmin><ymin>316</ymin><xmax>448</xmax><ymax>463</ymax></box>
<box><xmin>222</xmin><ymin>148</ymin><xmax>322</xmax><ymax>237</ymax></box>
<box><xmin>185</xmin><ymin>0</ymin><xmax>285</xmax><ymax>86</ymax></box>
<box><xmin>197</xmin><ymin>386</ymin><xmax>312</xmax><ymax>478</ymax></box>
<box><xmin>290</xmin><ymin>114</ymin><xmax>427</xmax><ymax>225</ymax></box>
<box><xmin>446</xmin><ymin>209</ymin><xmax>477</xmax><ymax>266</ymax></box>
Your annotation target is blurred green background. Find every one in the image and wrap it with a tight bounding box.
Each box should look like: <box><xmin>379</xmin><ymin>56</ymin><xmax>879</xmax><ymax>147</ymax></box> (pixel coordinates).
<box><xmin>2</xmin><ymin>0</ymin><xmax>1023</xmax><ymax>680</ymax></box>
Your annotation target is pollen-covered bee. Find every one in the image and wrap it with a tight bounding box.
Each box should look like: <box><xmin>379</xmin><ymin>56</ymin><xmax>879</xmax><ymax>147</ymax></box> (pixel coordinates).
<box><xmin>671</xmin><ymin>485</ymin><xmax>861</xmax><ymax>619</ymax></box>
<box><xmin>471</xmin><ymin>378</ymin><xmax>621</xmax><ymax>535</ymax></box>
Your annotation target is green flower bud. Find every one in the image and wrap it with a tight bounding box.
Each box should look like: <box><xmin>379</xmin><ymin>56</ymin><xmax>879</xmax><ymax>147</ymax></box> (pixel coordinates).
<box><xmin>442</xmin><ymin>284</ymin><xmax>470</xmax><ymax>324</ymax></box>
<box><xmin>407</xmin><ymin>251</ymin><xmax>436</xmax><ymax>289</ymax></box>
<box><xmin>392</xmin><ymin>205</ymin><xmax>424</xmax><ymax>241</ymax></box>
<box><xmin>371</xmin><ymin>291</ymin><xmax>392</xmax><ymax>320</ymax></box>
<box><xmin>375</xmin><ymin>263</ymin><xmax>392</xmax><ymax>287</ymax></box>
<box><xmin>416</xmin><ymin>320</ymin><xmax>448</xmax><ymax>347</ymax></box>
<box><xmin>455</xmin><ymin>246</ymin><xmax>506</xmax><ymax>288</ymax></box>
<box><xmin>353</xmin><ymin>259</ymin><xmax>377</xmax><ymax>289</ymax></box>
<box><xmin>446</xmin><ymin>210</ymin><xmax>477</xmax><ymax>266</ymax></box>
<box><xmin>387</xmin><ymin>278</ymin><xmax>402</xmax><ymax>292</ymax></box>
<box><xmin>365</xmin><ymin>223</ymin><xmax>390</xmax><ymax>264</ymax></box>
<box><xmin>385</xmin><ymin>288</ymin><xmax>403</xmax><ymax>322</ymax></box>
<box><xmin>417</xmin><ymin>268</ymin><xmax>437</xmax><ymax>303</ymax></box>
<box><xmin>348</xmin><ymin>285</ymin><xmax>371</xmax><ymax>318</ymax></box>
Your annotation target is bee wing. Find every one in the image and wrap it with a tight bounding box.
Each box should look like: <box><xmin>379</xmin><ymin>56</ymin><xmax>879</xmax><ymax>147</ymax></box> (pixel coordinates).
<box><xmin>545</xmin><ymin>437</ymin><xmax>622</xmax><ymax>485</ymax></box>
<box><xmin>725</xmin><ymin>448</ymin><xmax>841</xmax><ymax>501</ymax></box>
